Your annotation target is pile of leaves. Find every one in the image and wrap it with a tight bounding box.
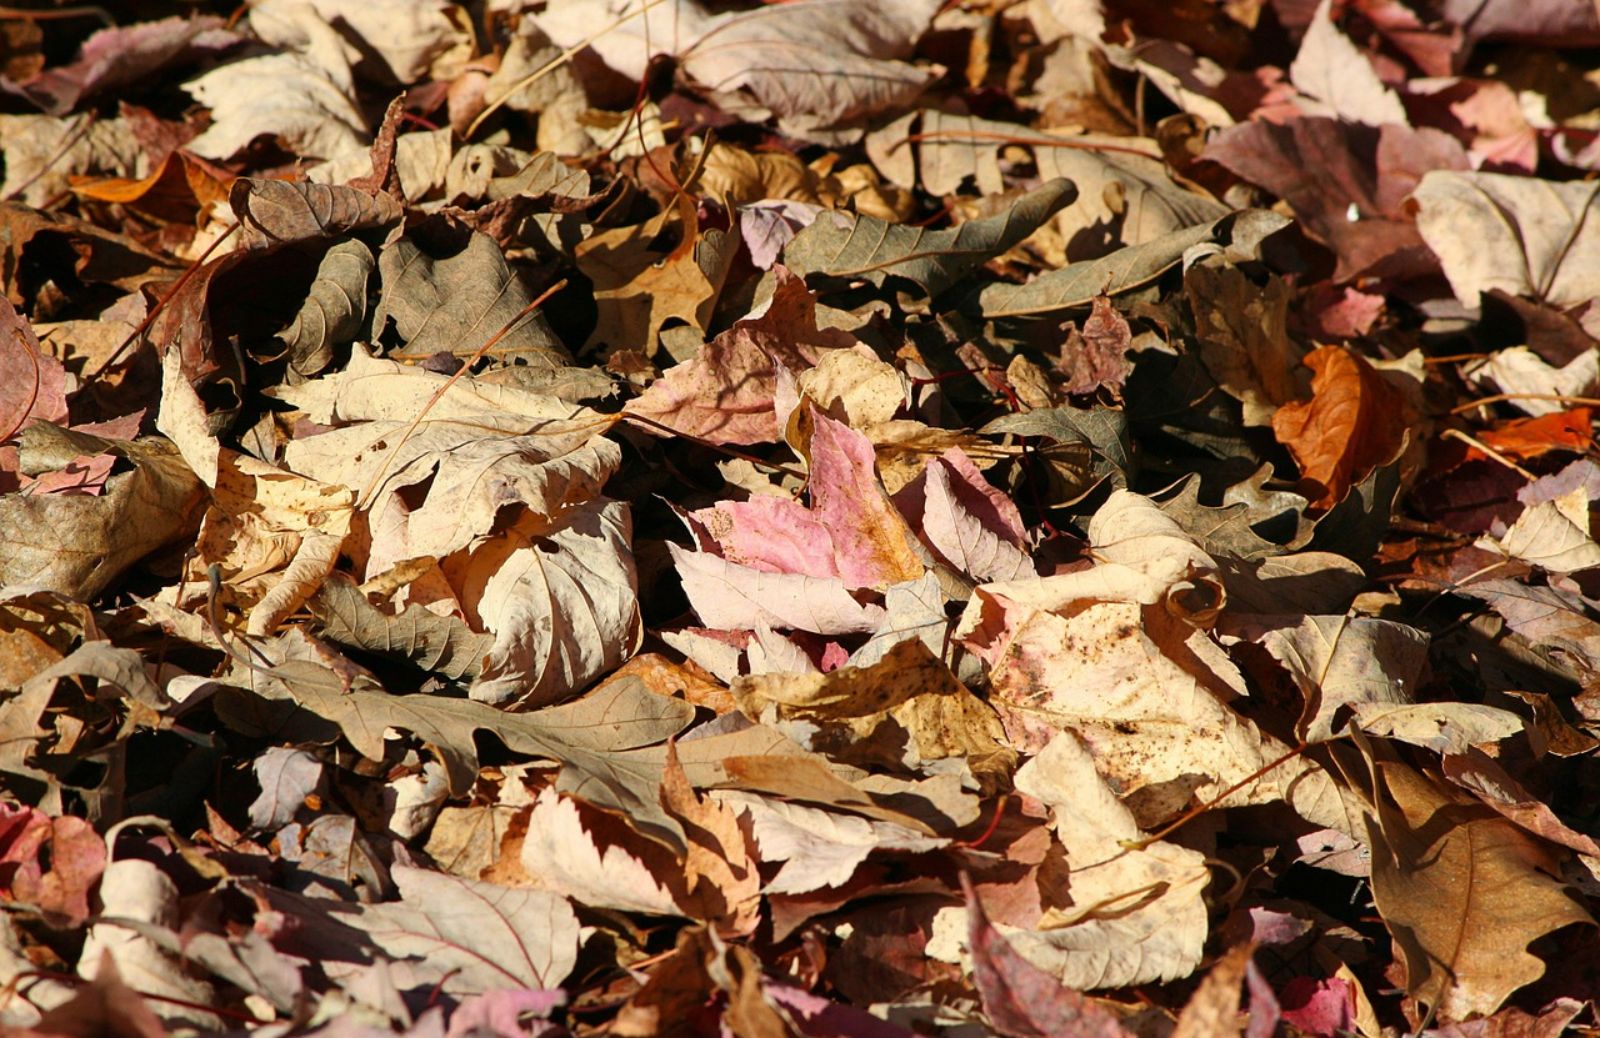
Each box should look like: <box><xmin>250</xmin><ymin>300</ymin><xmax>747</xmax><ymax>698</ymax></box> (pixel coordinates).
<box><xmin>7</xmin><ymin>0</ymin><xmax>1600</xmax><ymax>1033</ymax></box>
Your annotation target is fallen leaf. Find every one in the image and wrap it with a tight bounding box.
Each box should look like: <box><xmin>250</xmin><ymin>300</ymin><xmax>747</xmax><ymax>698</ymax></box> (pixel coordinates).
<box><xmin>537</xmin><ymin>0</ymin><xmax>944</xmax><ymax>141</ymax></box>
<box><xmin>1272</xmin><ymin>345</ymin><xmax>1413</xmax><ymax>509</ymax></box>
<box><xmin>1412</xmin><ymin>171</ymin><xmax>1600</xmax><ymax>310</ymax></box>
<box><xmin>1365</xmin><ymin>760</ymin><xmax>1592</xmax><ymax>1018</ymax></box>
<box><xmin>785</xmin><ymin>178</ymin><xmax>1078</xmax><ymax>299</ymax></box>
<box><xmin>961</xmin><ymin>872</ymin><xmax>1135</xmax><ymax>1038</ymax></box>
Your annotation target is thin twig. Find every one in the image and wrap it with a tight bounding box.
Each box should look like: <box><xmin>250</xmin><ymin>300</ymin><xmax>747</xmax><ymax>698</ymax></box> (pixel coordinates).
<box><xmin>1438</xmin><ymin>427</ymin><xmax>1535</xmax><ymax>479</ymax></box>
<box><xmin>1450</xmin><ymin>392</ymin><xmax>1600</xmax><ymax>415</ymax></box>
<box><xmin>85</xmin><ymin>222</ymin><xmax>240</xmax><ymax>382</ymax></box>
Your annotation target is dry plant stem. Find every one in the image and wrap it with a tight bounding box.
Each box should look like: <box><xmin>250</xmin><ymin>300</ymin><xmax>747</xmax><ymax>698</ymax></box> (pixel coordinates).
<box><xmin>894</xmin><ymin>129</ymin><xmax>1160</xmax><ymax>160</ymax></box>
<box><xmin>1</xmin><ymin>328</ymin><xmax>42</xmax><ymax>443</ymax></box>
<box><xmin>464</xmin><ymin>0</ymin><xmax>675</xmax><ymax>140</ymax></box>
<box><xmin>206</xmin><ymin>563</ymin><xmax>273</xmax><ymax>673</ymax></box>
<box><xmin>1120</xmin><ymin>740</ymin><xmax>1310</xmax><ymax>852</ymax></box>
<box><xmin>1450</xmin><ymin>392</ymin><xmax>1600</xmax><ymax>415</ymax></box>
<box><xmin>1438</xmin><ymin>427</ymin><xmax>1536</xmax><ymax>479</ymax></box>
<box><xmin>620</xmin><ymin>411</ymin><xmax>808</xmax><ymax>481</ymax></box>
<box><xmin>0</xmin><ymin>5</ymin><xmax>112</xmax><ymax>23</ymax></box>
<box><xmin>86</xmin><ymin>222</ymin><xmax>241</xmax><ymax>382</ymax></box>
<box><xmin>355</xmin><ymin>279</ymin><xmax>569</xmax><ymax>510</ymax></box>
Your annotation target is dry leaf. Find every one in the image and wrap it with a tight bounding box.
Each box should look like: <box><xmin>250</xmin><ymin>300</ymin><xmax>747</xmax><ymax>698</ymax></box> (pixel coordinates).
<box><xmin>1365</xmin><ymin>761</ymin><xmax>1592</xmax><ymax>1018</ymax></box>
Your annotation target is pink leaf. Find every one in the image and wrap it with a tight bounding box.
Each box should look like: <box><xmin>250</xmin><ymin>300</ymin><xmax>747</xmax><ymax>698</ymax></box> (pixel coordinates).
<box><xmin>962</xmin><ymin>874</ymin><xmax>1134</xmax><ymax>1038</ymax></box>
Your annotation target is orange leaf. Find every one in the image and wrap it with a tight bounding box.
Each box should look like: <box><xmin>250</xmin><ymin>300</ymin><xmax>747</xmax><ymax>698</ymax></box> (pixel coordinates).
<box><xmin>1476</xmin><ymin>407</ymin><xmax>1592</xmax><ymax>461</ymax></box>
<box><xmin>1271</xmin><ymin>345</ymin><xmax>1410</xmax><ymax>509</ymax></box>
<box><xmin>71</xmin><ymin>150</ymin><xmax>233</xmax><ymax>224</ymax></box>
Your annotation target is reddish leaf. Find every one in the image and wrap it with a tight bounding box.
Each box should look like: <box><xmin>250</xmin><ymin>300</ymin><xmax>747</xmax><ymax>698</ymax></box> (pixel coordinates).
<box><xmin>962</xmin><ymin>874</ymin><xmax>1134</xmax><ymax>1038</ymax></box>
<box><xmin>0</xmin><ymin>806</ymin><xmax>106</xmax><ymax>926</ymax></box>
<box><xmin>1203</xmin><ymin>117</ymin><xmax>1468</xmax><ymax>281</ymax></box>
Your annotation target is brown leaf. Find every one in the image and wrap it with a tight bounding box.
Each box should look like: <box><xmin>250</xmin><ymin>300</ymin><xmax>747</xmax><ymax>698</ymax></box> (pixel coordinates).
<box><xmin>1203</xmin><ymin>118</ymin><xmax>1468</xmax><ymax>281</ymax></box>
<box><xmin>1271</xmin><ymin>345</ymin><xmax>1412</xmax><ymax>509</ymax></box>
<box><xmin>1170</xmin><ymin>944</ymin><xmax>1254</xmax><ymax>1038</ymax></box>
<box><xmin>373</xmin><ymin>230</ymin><xmax>569</xmax><ymax>366</ymax></box>
<box><xmin>1366</xmin><ymin>760</ymin><xmax>1593</xmax><ymax>1019</ymax></box>
<box><xmin>578</xmin><ymin>199</ymin><xmax>735</xmax><ymax>356</ymax></box>
<box><xmin>660</xmin><ymin>742</ymin><xmax>762</xmax><ymax>936</ymax></box>
<box><xmin>623</xmin><ymin>267</ymin><xmax>853</xmax><ymax>445</ymax></box>
<box><xmin>230</xmin><ymin>177</ymin><xmax>402</xmax><ymax>250</ymax></box>
<box><xmin>1060</xmin><ymin>296</ymin><xmax>1134</xmax><ymax>397</ymax></box>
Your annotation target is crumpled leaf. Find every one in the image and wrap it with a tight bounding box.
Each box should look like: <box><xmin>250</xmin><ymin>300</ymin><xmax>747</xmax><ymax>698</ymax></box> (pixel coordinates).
<box><xmin>1253</xmin><ymin>614</ymin><xmax>1430</xmax><ymax>742</ymax></box>
<box><xmin>249</xmin><ymin>747</ymin><xmax>323</xmax><ymax>830</ymax></box>
<box><xmin>274</xmin><ymin>238</ymin><xmax>375</xmax><ymax>377</ymax></box>
<box><xmin>309</xmin><ymin>573</ymin><xmax>494</xmax><ymax>681</ymax></box>
<box><xmin>623</xmin><ymin>267</ymin><xmax>853</xmax><ymax>445</ymax></box>
<box><xmin>714</xmin><ymin>789</ymin><xmax>946</xmax><ymax>895</ymax></box>
<box><xmin>373</xmin><ymin>231</ymin><xmax>569</xmax><ymax>366</ymax></box>
<box><xmin>1271</xmin><ymin>345</ymin><xmax>1415</xmax><ymax>510</ymax></box>
<box><xmin>0</xmin><ymin>806</ymin><xmax>105</xmax><ymax>926</ymax></box>
<box><xmin>962</xmin><ymin>872</ymin><xmax>1135</xmax><ymax>1038</ymax></box>
<box><xmin>0</xmin><ymin>424</ymin><xmax>206</xmax><ymax>600</ymax></box>
<box><xmin>231</xmin><ymin>178</ymin><xmax>401</xmax><ymax>250</ymax></box>
<box><xmin>1479</xmin><ymin>487</ymin><xmax>1600</xmax><ymax>574</ymax></box>
<box><xmin>938</xmin><ymin>732</ymin><xmax>1211</xmax><ymax>990</ymax></box>
<box><xmin>183</xmin><ymin>4</ymin><xmax>368</xmax><ymax>161</ymax></box>
<box><xmin>577</xmin><ymin>203</ymin><xmax>735</xmax><ymax>356</ymax></box>
<box><xmin>1187</xmin><ymin>260</ymin><xmax>1308</xmax><ymax>427</ymax></box>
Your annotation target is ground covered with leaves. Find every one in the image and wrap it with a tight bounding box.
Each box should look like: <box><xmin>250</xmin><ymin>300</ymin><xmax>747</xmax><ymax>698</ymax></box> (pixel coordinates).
<box><xmin>6</xmin><ymin>0</ymin><xmax>1600</xmax><ymax>1034</ymax></box>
